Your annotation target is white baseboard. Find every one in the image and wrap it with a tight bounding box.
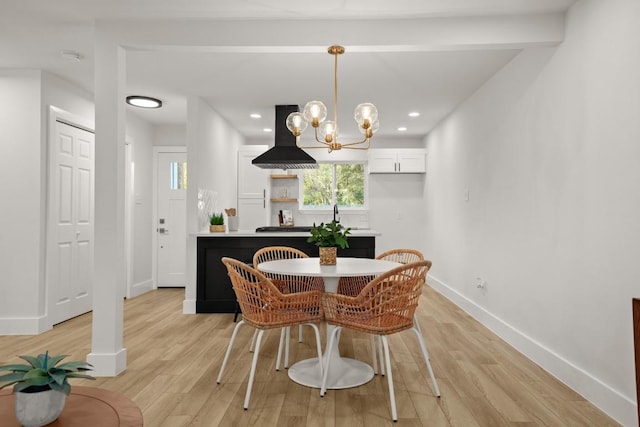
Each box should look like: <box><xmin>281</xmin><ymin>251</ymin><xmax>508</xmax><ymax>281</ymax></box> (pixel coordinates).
<box><xmin>427</xmin><ymin>274</ymin><xmax>637</xmax><ymax>427</ymax></box>
<box><xmin>86</xmin><ymin>347</ymin><xmax>127</xmax><ymax>377</ymax></box>
<box><xmin>0</xmin><ymin>316</ymin><xmax>52</xmax><ymax>335</ymax></box>
<box><xmin>129</xmin><ymin>279</ymin><xmax>153</xmax><ymax>298</ymax></box>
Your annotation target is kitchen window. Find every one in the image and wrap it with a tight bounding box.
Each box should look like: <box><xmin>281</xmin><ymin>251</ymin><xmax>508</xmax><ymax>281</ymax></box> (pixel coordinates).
<box><xmin>300</xmin><ymin>163</ymin><xmax>367</xmax><ymax>210</ymax></box>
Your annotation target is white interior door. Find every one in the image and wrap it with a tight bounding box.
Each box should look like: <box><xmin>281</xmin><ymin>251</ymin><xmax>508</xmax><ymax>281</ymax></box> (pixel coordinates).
<box><xmin>156</xmin><ymin>151</ymin><xmax>187</xmax><ymax>287</ymax></box>
<box><xmin>48</xmin><ymin>120</ymin><xmax>94</xmax><ymax>325</ymax></box>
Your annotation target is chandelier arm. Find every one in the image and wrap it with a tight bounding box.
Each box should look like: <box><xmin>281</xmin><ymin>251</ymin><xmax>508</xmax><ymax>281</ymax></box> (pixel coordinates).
<box><xmin>339</xmin><ymin>136</ymin><xmax>369</xmax><ymax>147</ymax></box>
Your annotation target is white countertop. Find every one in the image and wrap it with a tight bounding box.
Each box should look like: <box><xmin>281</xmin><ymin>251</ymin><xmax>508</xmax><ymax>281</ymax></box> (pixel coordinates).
<box><xmin>192</xmin><ymin>229</ymin><xmax>380</xmax><ymax>237</ymax></box>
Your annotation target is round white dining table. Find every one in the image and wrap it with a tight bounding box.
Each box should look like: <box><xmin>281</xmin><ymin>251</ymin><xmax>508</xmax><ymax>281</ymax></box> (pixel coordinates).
<box><xmin>257</xmin><ymin>257</ymin><xmax>400</xmax><ymax>389</ymax></box>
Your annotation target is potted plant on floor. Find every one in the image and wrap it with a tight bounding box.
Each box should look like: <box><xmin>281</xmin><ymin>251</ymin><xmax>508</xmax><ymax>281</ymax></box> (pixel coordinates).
<box><xmin>209</xmin><ymin>212</ymin><xmax>225</xmax><ymax>232</ymax></box>
<box><xmin>308</xmin><ymin>220</ymin><xmax>351</xmax><ymax>265</ymax></box>
<box><xmin>0</xmin><ymin>351</ymin><xmax>94</xmax><ymax>427</ymax></box>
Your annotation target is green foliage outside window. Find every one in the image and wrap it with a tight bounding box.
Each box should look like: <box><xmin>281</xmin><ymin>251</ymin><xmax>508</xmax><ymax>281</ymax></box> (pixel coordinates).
<box><xmin>302</xmin><ymin>163</ymin><xmax>365</xmax><ymax>209</ymax></box>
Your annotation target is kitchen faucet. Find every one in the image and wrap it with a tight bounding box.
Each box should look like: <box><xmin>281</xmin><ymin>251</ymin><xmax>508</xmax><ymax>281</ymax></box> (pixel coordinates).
<box><xmin>333</xmin><ymin>204</ymin><xmax>340</xmax><ymax>223</ymax></box>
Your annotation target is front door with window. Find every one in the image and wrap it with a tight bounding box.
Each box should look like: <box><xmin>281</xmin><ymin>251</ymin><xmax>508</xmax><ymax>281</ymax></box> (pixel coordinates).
<box><xmin>156</xmin><ymin>151</ymin><xmax>187</xmax><ymax>287</ymax></box>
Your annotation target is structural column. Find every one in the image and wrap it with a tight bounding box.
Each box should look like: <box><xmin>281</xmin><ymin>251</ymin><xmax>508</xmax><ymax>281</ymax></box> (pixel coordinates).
<box><xmin>87</xmin><ymin>23</ymin><xmax>127</xmax><ymax>376</ymax></box>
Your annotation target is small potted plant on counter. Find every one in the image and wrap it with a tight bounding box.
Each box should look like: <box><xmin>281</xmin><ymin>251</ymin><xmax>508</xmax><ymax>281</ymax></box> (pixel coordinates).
<box><xmin>209</xmin><ymin>212</ymin><xmax>225</xmax><ymax>232</ymax></box>
<box><xmin>307</xmin><ymin>220</ymin><xmax>351</xmax><ymax>265</ymax></box>
<box><xmin>0</xmin><ymin>351</ymin><xmax>94</xmax><ymax>426</ymax></box>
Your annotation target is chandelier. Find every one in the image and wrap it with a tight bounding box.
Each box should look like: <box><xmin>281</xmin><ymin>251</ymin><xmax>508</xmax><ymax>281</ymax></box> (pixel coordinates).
<box><xmin>286</xmin><ymin>45</ymin><xmax>379</xmax><ymax>152</ymax></box>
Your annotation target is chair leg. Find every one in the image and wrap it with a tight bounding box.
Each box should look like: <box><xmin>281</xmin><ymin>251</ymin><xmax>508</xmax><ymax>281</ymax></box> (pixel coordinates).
<box><xmin>298</xmin><ymin>325</ymin><xmax>303</xmax><ymax>343</ymax></box>
<box><xmin>217</xmin><ymin>320</ymin><xmax>245</xmax><ymax>384</ymax></box>
<box><xmin>381</xmin><ymin>335</ymin><xmax>398</xmax><ymax>422</ymax></box>
<box><xmin>233</xmin><ymin>301</ymin><xmax>241</xmax><ymax>322</ymax></box>
<box><xmin>276</xmin><ymin>328</ymin><xmax>286</xmax><ymax>371</ymax></box>
<box><xmin>320</xmin><ymin>326</ymin><xmax>341</xmax><ymax>397</ymax></box>
<box><xmin>413</xmin><ymin>314</ymin><xmax>423</xmax><ymax>336</ymax></box>
<box><xmin>410</xmin><ymin>325</ymin><xmax>441</xmax><ymax>397</ymax></box>
<box><xmin>244</xmin><ymin>329</ymin><xmax>265</xmax><ymax>410</ymax></box>
<box><xmin>284</xmin><ymin>326</ymin><xmax>291</xmax><ymax>368</ymax></box>
<box><xmin>378</xmin><ymin>335</ymin><xmax>386</xmax><ymax>376</ymax></box>
<box><xmin>370</xmin><ymin>334</ymin><xmax>379</xmax><ymax>374</ymax></box>
<box><xmin>249</xmin><ymin>329</ymin><xmax>258</xmax><ymax>353</ymax></box>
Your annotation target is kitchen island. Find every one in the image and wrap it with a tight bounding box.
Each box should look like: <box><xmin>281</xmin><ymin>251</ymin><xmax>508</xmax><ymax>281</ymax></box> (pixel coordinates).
<box><xmin>195</xmin><ymin>229</ymin><xmax>379</xmax><ymax>313</ymax></box>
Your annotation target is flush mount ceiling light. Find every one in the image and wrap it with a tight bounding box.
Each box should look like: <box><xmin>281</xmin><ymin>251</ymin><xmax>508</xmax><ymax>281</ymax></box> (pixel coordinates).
<box><xmin>286</xmin><ymin>45</ymin><xmax>379</xmax><ymax>152</ymax></box>
<box><xmin>126</xmin><ymin>95</ymin><xmax>162</xmax><ymax>109</ymax></box>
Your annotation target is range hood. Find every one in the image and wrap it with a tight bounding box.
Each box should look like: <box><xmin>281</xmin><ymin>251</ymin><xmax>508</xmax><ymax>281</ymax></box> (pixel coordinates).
<box><xmin>252</xmin><ymin>105</ymin><xmax>318</xmax><ymax>169</ymax></box>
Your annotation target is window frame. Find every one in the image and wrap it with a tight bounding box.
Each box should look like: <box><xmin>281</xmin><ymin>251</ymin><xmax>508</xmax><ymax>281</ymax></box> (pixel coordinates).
<box><xmin>297</xmin><ymin>161</ymin><xmax>369</xmax><ymax>212</ymax></box>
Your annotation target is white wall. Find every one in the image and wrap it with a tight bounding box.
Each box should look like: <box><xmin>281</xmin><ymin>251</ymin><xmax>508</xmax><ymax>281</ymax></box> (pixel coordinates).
<box><xmin>183</xmin><ymin>97</ymin><xmax>244</xmax><ymax>313</ymax></box>
<box><xmin>0</xmin><ymin>70</ymin><xmax>44</xmax><ymax>333</ymax></box>
<box><xmin>424</xmin><ymin>1</ymin><xmax>640</xmax><ymax>425</ymax></box>
<box><xmin>0</xmin><ymin>70</ymin><xmax>97</xmax><ymax>333</ymax></box>
<box><xmin>125</xmin><ymin>114</ymin><xmax>155</xmax><ymax>290</ymax></box>
<box><xmin>154</xmin><ymin>124</ymin><xmax>186</xmax><ymax>146</ymax></box>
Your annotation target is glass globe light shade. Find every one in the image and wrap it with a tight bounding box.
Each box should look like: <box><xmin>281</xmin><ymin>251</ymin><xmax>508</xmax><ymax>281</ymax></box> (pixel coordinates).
<box><xmin>318</xmin><ymin>121</ymin><xmax>337</xmax><ymax>143</ymax></box>
<box><xmin>354</xmin><ymin>103</ymin><xmax>378</xmax><ymax>128</ymax></box>
<box><xmin>286</xmin><ymin>112</ymin><xmax>307</xmax><ymax>135</ymax></box>
<box><xmin>303</xmin><ymin>101</ymin><xmax>327</xmax><ymax>126</ymax></box>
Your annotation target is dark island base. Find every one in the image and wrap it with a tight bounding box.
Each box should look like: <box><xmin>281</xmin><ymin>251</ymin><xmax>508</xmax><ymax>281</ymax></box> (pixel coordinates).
<box><xmin>197</xmin><ymin>235</ymin><xmax>375</xmax><ymax>313</ymax></box>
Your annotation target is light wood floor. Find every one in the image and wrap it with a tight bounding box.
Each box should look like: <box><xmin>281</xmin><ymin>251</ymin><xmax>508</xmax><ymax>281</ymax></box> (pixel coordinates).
<box><xmin>0</xmin><ymin>286</ymin><xmax>619</xmax><ymax>426</ymax></box>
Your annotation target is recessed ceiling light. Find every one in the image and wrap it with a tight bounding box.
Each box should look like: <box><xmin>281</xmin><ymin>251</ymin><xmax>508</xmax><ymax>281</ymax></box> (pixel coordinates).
<box><xmin>250</xmin><ymin>113</ymin><xmax>262</xmax><ymax>119</ymax></box>
<box><xmin>397</xmin><ymin>127</ymin><xmax>407</xmax><ymax>132</ymax></box>
<box><xmin>126</xmin><ymin>95</ymin><xmax>162</xmax><ymax>109</ymax></box>
<box><xmin>408</xmin><ymin>112</ymin><xmax>420</xmax><ymax>118</ymax></box>
<box><xmin>263</xmin><ymin>128</ymin><xmax>273</xmax><ymax>132</ymax></box>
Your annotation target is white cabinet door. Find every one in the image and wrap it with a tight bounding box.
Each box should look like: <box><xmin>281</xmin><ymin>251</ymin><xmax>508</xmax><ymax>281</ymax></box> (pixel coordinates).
<box><xmin>238</xmin><ymin>198</ymin><xmax>267</xmax><ymax>231</ymax></box>
<box><xmin>397</xmin><ymin>152</ymin><xmax>426</xmax><ymax>173</ymax></box>
<box><xmin>369</xmin><ymin>149</ymin><xmax>426</xmax><ymax>174</ymax></box>
<box><xmin>238</xmin><ymin>146</ymin><xmax>268</xmax><ymax>198</ymax></box>
<box><xmin>238</xmin><ymin>146</ymin><xmax>269</xmax><ymax>230</ymax></box>
<box><xmin>368</xmin><ymin>150</ymin><xmax>397</xmax><ymax>173</ymax></box>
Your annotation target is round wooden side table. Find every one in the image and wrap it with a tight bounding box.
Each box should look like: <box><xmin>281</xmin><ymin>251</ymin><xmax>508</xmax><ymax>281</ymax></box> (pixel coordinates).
<box><xmin>0</xmin><ymin>386</ymin><xmax>143</xmax><ymax>426</ymax></box>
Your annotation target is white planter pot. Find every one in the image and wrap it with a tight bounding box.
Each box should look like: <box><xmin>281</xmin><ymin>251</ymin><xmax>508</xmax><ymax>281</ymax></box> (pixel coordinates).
<box><xmin>15</xmin><ymin>388</ymin><xmax>67</xmax><ymax>427</ymax></box>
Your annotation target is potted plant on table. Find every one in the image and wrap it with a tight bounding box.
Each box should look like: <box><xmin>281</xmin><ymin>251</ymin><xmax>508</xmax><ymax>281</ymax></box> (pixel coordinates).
<box><xmin>0</xmin><ymin>351</ymin><xmax>94</xmax><ymax>426</ymax></box>
<box><xmin>307</xmin><ymin>220</ymin><xmax>351</xmax><ymax>265</ymax></box>
<box><xmin>209</xmin><ymin>212</ymin><xmax>225</xmax><ymax>232</ymax></box>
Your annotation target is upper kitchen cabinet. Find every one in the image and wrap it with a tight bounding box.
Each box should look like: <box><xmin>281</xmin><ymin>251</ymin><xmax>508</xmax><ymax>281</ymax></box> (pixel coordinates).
<box><xmin>238</xmin><ymin>146</ymin><xmax>269</xmax><ymax>230</ymax></box>
<box><xmin>368</xmin><ymin>148</ymin><xmax>426</xmax><ymax>174</ymax></box>
<box><xmin>238</xmin><ymin>146</ymin><xmax>269</xmax><ymax>198</ymax></box>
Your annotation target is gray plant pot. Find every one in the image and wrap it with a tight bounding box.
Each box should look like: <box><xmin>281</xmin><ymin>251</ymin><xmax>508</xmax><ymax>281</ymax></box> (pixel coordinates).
<box><xmin>15</xmin><ymin>388</ymin><xmax>67</xmax><ymax>427</ymax></box>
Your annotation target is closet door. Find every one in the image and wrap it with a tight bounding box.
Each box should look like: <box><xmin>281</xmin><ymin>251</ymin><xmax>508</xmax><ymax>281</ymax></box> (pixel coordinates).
<box><xmin>48</xmin><ymin>120</ymin><xmax>94</xmax><ymax>325</ymax></box>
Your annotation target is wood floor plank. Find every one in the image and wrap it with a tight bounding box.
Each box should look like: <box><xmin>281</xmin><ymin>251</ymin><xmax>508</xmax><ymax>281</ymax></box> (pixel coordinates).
<box><xmin>0</xmin><ymin>287</ymin><xmax>621</xmax><ymax>426</ymax></box>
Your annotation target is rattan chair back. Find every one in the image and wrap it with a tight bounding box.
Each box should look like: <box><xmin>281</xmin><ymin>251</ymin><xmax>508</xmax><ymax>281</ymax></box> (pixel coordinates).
<box><xmin>222</xmin><ymin>257</ymin><xmax>323</xmax><ymax>330</ymax></box>
<box><xmin>323</xmin><ymin>260</ymin><xmax>432</xmax><ymax>335</ymax></box>
<box><xmin>253</xmin><ymin>246</ymin><xmax>324</xmax><ymax>293</ymax></box>
<box><xmin>377</xmin><ymin>248</ymin><xmax>424</xmax><ymax>264</ymax></box>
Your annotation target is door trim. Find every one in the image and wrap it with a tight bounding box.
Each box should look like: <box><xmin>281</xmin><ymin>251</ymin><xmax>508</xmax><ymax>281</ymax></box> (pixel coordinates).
<box><xmin>152</xmin><ymin>146</ymin><xmax>187</xmax><ymax>289</ymax></box>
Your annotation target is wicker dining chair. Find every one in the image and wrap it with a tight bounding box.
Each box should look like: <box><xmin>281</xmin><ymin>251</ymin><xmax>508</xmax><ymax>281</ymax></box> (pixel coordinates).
<box><xmin>217</xmin><ymin>257</ymin><xmax>324</xmax><ymax>410</ymax></box>
<box><xmin>252</xmin><ymin>246</ymin><xmax>324</xmax><ymax>369</ymax></box>
<box><xmin>337</xmin><ymin>248</ymin><xmax>426</xmax><ymax>374</ymax></box>
<box><xmin>320</xmin><ymin>260</ymin><xmax>440</xmax><ymax>422</ymax></box>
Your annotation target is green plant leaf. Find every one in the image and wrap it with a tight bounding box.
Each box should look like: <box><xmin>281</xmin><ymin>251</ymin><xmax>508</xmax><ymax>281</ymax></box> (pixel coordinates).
<box><xmin>18</xmin><ymin>355</ymin><xmax>43</xmax><ymax>369</ymax></box>
<box><xmin>46</xmin><ymin>354</ymin><xmax>69</xmax><ymax>368</ymax></box>
<box><xmin>56</xmin><ymin>361</ymin><xmax>93</xmax><ymax>371</ymax></box>
<box><xmin>0</xmin><ymin>372</ymin><xmax>25</xmax><ymax>388</ymax></box>
<box><xmin>49</xmin><ymin>368</ymin><xmax>67</xmax><ymax>386</ymax></box>
<box><xmin>0</xmin><ymin>364</ymin><xmax>31</xmax><ymax>372</ymax></box>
